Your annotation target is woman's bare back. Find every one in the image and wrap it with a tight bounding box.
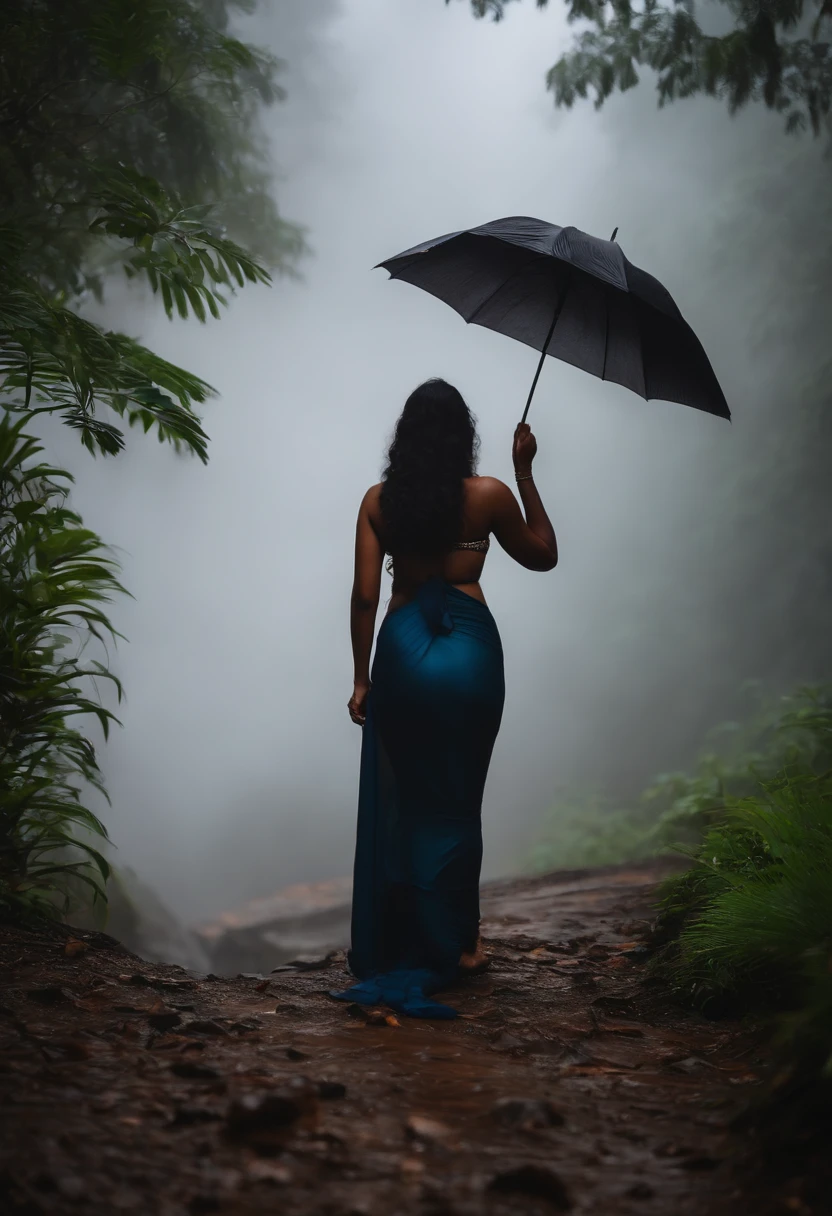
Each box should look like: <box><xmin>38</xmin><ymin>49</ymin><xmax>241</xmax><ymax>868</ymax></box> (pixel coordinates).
<box><xmin>365</xmin><ymin>474</ymin><xmax>553</xmax><ymax>615</ymax></box>
<box><xmin>349</xmin><ymin>421</ymin><xmax>556</xmax><ymax>727</ymax></box>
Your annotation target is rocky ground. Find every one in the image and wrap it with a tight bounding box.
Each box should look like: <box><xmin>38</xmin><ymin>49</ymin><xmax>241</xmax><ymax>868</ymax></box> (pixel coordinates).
<box><xmin>0</xmin><ymin>862</ymin><xmax>826</xmax><ymax>1216</ymax></box>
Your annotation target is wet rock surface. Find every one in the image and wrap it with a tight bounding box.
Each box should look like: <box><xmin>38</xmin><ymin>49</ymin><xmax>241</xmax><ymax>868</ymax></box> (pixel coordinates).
<box><xmin>195</xmin><ymin>878</ymin><xmax>351</xmax><ymax>976</ymax></box>
<box><xmin>0</xmin><ymin>861</ymin><xmax>826</xmax><ymax>1214</ymax></box>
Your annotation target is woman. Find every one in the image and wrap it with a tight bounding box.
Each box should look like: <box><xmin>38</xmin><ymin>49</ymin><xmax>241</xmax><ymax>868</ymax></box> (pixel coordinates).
<box><xmin>332</xmin><ymin>379</ymin><xmax>558</xmax><ymax>1019</ymax></box>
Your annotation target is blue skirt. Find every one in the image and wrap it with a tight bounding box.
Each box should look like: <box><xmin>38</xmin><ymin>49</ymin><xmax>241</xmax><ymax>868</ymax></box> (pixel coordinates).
<box><xmin>331</xmin><ymin>578</ymin><xmax>505</xmax><ymax>1019</ymax></box>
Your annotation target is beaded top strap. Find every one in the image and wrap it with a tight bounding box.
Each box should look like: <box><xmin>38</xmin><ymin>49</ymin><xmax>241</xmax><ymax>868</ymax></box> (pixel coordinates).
<box><xmin>455</xmin><ymin>537</ymin><xmax>490</xmax><ymax>552</ymax></box>
<box><xmin>385</xmin><ymin>537</ymin><xmax>489</xmax><ymax>575</ymax></box>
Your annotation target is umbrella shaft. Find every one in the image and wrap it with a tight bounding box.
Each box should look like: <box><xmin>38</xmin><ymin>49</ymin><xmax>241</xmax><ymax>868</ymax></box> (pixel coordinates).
<box><xmin>520</xmin><ymin>294</ymin><xmax>562</xmax><ymax>425</ymax></box>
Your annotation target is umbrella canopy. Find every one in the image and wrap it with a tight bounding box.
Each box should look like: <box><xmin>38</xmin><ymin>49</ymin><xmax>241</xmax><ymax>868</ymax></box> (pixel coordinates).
<box><xmin>377</xmin><ymin>216</ymin><xmax>729</xmax><ymax>422</ymax></box>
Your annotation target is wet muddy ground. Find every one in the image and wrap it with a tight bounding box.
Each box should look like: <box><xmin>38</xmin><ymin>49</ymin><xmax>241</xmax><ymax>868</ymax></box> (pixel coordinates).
<box><xmin>0</xmin><ymin>863</ymin><xmax>823</xmax><ymax>1215</ymax></box>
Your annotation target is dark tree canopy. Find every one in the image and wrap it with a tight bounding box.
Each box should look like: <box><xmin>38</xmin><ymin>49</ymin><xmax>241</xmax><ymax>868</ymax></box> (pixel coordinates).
<box><xmin>0</xmin><ymin>0</ymin><xmax>304</xmax><ymax>460</ymax></box>
<box><xmin>456</xmin><ymin>0</ymin><xmax>832</xmax><ymax>134</ymax></box>
<box><xmin>0</xmin><ymin>0</ymin><xmax>305</xmax><ymax>300</ymax></box>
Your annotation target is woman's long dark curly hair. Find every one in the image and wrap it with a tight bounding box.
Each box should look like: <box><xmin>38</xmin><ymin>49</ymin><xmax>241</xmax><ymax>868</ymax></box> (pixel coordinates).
<box><xmin>380</xmin><ymin>379</ymin><xmax>479</xmax><ymax>555</ymax></box>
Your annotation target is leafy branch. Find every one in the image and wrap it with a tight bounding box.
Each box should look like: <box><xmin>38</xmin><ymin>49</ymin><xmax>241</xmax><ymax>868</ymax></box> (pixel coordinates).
<box><xmin>0</xmin><ymin>415</ymin><xmax>125</xmax><ymax>915</ymax></box>
<box><xmin>456</xmin><ymin>0</ymin><xmax>832</xmax><ymax>134</ymax></box>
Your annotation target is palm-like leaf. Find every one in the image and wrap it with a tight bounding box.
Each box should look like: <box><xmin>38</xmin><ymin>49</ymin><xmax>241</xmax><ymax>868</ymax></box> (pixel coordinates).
<box><xmin>0</xmin><ymin>414</ymin><xmax>124</xmax><ymax>915</ymax></box>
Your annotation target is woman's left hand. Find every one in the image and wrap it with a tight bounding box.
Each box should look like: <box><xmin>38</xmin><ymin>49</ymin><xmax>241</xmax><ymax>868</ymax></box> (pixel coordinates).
<box><xmin>348</xmin><ymin>681</ymin><xmax>370</xmax><ymax>726</ymax></box>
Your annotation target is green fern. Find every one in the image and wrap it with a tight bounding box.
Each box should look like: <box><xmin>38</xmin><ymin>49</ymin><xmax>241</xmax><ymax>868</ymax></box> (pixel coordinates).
<box><xmin>653</xmin><ymin>770</ymin><xmax>832</xmax><ymax>1009</ymax></box>
<box><xmin>0</xmin><ymin>414</ymin><xmax>126</xmax><ymax>915</ymax></box>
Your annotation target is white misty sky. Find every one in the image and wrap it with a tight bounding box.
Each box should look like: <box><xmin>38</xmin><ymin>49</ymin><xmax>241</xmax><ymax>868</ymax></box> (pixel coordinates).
<box><xmin>54</xmin><ymin>0</ymin><xmax>792</xmax><ymax>923</ymax></box>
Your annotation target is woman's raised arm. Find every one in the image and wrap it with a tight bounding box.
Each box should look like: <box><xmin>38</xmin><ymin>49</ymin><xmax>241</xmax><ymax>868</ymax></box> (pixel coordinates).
<box><xmin>487</xmin><ymin>424</ymin><xmax>558</xmax><ymax>572</ymax></box>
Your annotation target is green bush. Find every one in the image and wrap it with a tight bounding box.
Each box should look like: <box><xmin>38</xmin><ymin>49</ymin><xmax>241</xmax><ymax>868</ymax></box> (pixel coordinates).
<box><xmin>653</xmin><ymin>768</ymin><xmax>832</xmax><ymax>1011</ymax></box>
<box><xmin>527</xmin><ymin>686</ymin><xmax>832</xmax><ymax>873</ymax></box>
<box><xmin>0</xmin><ymin>414</ymin><xmax>124</xmax><ymax>916</ymax></box>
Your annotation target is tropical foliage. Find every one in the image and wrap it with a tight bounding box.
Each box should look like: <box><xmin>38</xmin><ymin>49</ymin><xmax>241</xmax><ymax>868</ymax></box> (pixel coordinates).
<box><xmin>0</xmin><ymin>0</ymin><xmax>301</xmax><ymax>913</ymax></box>
<box><xmin>457</xmin><ymin>0</ymin><xmax>832</xmax><ymax>134</ymax></box>
<box><xmin>649</xmin><ymin>691</ymin><xmax>832</xmax><ymax>993</ymax></box>
<box><xmin>0</xmin><ymin>416</ymin><xmax>123</xmax><ymax>915</ymax></box>
<box><xmin>528</xmin><ymin>686</ymin><xmax>832</xmax><ymax>869</ymax></box>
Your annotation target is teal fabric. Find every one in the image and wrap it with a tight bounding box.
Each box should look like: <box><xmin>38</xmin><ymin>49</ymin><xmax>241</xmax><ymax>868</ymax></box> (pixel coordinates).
<box><xmin>331</xmin><ymin>578</ymin><xmax>504</xmax><ymax>1018</ymax></box>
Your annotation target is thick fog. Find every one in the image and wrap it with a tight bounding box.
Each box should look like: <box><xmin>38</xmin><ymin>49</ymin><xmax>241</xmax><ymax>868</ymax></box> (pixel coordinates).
<box><xmin>53</xmin><ymin>0</ymin><xmax>817</xmax><ymax>925</ymax></box>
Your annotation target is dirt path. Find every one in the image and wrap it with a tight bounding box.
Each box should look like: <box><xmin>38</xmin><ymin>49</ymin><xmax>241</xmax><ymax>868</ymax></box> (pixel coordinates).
<box><xmin>0</xmin><ymin>864</ymin><xmax>794</xmax><ymax>1215</ymax></box>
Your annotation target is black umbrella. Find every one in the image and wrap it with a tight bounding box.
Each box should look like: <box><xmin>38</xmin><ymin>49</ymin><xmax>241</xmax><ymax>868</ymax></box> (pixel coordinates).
<box><xmin>376</xmin><ymin>216</ymin><xmax>729</xmax><ymax>422</ymax></box>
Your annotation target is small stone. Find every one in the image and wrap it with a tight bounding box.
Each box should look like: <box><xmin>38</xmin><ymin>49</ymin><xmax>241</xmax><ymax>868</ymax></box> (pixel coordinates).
<box><xmin>170</xmin><ymin>1061</ymin><xmax>221</xmax><ymax>1080</ymax></box>
<box><xmin>491</xmin><ymin>1097</ymin><xmax>565</xmax><ymax>1130</ymax></box>
<box><xmin>405</xmin><ymin>1114</ymin><xmax>453</xmax><ymax>1145</ymax></box>
<box><xmin>148</xmin><ymin>1011</ymin><xmax>182</xmax><ymax>1032</ymax></box>
<box><xmin>225</xmin><ymin>1077</ymin><xmax>318</xmax><ymax>1141</ymax></box>
<box><xmin>182</xmin><ymin>1019</ymin><xmax>228</xmax><ymax>1037</ymax></box>
<box><xmin>245</xmin><ymin>1160</ymin><xmax>292</xmax><ymax>1185</ymax></box>
<box><xmin>271</xmin><ymin>952</ymin><xmax>335</xmax><ymax>973</ymax></box>
<box><xmin>63</xmin><ymin>939</ymin><xmax>89</xmax><ymax>959</ymax></box>
<box><xmin>488</xmin><ymin>1165</ymin><xmax>572</xmax><ymax>1210</ymax></box>
<box><xmin>27</xmin><ymin>986</ymin><xmax>70</xmax><ymax>1005</ymax></box>
<box><xmin>318</xmin><ymin>1080</ymin><xmax>347</xmax><ymax>1100</ymax></box>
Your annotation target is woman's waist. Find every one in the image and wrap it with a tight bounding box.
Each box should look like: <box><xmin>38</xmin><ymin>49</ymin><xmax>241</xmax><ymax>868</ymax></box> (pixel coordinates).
<box><xmin>387</xmin><ymin>579</ymin><xmax>486</xmax><ymax>617</ymax></box>
<box><xmin>378</xmin><ymin>579</ymin><xmax>502</xmax><ymax>657</ymax></box>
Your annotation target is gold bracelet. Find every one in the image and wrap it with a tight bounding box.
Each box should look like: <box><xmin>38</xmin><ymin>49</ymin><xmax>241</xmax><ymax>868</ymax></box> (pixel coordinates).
<box><xmin>515</xmin><ymin>471</ymin><xmax>534</xmax><ymax>483</ymax></box>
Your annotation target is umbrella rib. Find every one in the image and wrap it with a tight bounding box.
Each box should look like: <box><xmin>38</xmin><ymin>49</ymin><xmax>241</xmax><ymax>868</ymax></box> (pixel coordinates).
<box><xmin>601</xmin><ymin>285</ymin><xmax>609</xmax><ymax>382</ymax></box>
<box><xmin>463</xmin><ymin>255</ymin><xmax>542</xmax><ymax>325</ymax></box>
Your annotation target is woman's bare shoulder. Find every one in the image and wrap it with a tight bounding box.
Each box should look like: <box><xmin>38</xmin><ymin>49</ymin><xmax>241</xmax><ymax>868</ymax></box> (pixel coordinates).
<box><xmin>360</xmin><ymin>482</ymin><xmax>384</xmax><ymax>522</ymax></box>
<box><xmin>466</xmin><ymin>475</ymin><xmax>513</xmax><ymax>503</ymax></box>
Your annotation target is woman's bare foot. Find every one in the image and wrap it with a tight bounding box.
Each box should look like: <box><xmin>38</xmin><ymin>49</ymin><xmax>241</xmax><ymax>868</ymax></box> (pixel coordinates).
<box><xmin>458</xmin><ymin>935</ymin><xmax>490</xmax><ymax>975</ymax></box>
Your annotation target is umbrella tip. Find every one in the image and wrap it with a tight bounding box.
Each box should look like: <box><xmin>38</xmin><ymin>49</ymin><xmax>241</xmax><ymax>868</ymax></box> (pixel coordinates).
<box><xmin>610</xmin><ymin>227</ymin><xmax>619</xmax><ymax>242</ymax></box>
